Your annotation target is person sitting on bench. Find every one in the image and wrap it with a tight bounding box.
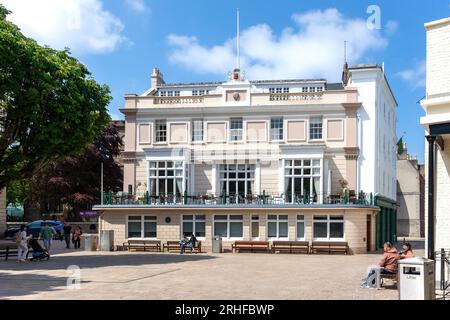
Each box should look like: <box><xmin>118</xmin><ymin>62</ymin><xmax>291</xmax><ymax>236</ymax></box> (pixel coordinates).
<box><xmin>399</xmin><ymin>242</ymin><xmax>414</xmax><ymax>259</ymax></box>
<box><xmin>360</xmin><ymin>242</ymin><xmax>399</xmax><ymax>288</ymax></box>
<box><xmin>179</xmin><ymin>235</ymin><xmax>189</xmax><ymax>254</ymax></box>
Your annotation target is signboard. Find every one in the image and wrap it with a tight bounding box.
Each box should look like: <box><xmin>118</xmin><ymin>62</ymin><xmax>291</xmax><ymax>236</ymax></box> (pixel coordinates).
<box><xmin>80</xmin><ymin>211</ymin><xmax>98</xmax><ymax>218</ymax></box>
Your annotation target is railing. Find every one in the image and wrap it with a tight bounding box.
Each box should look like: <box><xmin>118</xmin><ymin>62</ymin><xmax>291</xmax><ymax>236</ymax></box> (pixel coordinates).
<box><xmin>436</xmin><ymin>249</ymin><xmax>450</xmax><ymax>300</ymax></box>
<box><xmin>269</xmin><ymin>92</ymin><xmax>324</xmax><ymax>102</ymax></box>
<box><xmin>154</xmin><ymin>96</ymin><xmax>204</xmax><ymax>105</ymax></box>
<box><xmin>100</xmin><ymin>190</ymin><xmax>375</xmax><ymax>207</ymax></box>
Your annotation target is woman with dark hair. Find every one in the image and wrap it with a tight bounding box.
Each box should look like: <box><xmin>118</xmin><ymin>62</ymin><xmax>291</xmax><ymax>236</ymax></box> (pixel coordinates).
<box><xmin>400</xmin><ymin>242</ymin><xmax>414</xmax><ymax>259</ymax></box>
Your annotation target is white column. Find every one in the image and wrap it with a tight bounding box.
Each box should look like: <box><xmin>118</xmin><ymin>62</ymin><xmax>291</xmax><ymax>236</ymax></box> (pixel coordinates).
<box><xmin>320</xmin><ymin>158</ymin><xmax>324</xmax><ymax>204</ymax></box>
<box><xmin>190</xmin><ymin>162</ymin><xmax>195</xmax><ymax>194</ymax></box>
<box><xmin>278</xmin><ymin>160</ymin><xmax>284</xmax><ymax>195</ymax></box>
<box><xmin>255</xmin><ymin>161</ymin><xmax>261</xmax><ymax>194</ymax></box>
<box><xmin>182</xmin><ymin>161</ymin><xmax>187</xmax><ymax>194</ymax></box>
<box><xmin>211</xmin><ymin>161</ymin><xmax>217</xmax><ymax>196</ymax></box>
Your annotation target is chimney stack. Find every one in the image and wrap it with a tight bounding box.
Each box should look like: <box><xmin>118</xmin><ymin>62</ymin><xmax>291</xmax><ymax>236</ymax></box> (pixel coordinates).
<box><xmin>151</xmin><ymin>67</ymin><xmax>165</xmax><ymax>89</ymax></box>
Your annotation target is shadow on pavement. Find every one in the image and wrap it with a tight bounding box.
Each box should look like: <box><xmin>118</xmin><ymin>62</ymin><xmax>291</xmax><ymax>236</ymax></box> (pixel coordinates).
<box><xmin>0</xmin><ymin>271</ymin><xmax>84</xmax><ymax>299</ymax></box>
<box><xmin>0</xmin><ymin>253</ymin><xmax>218</xmax><ymax>271</ymax></box>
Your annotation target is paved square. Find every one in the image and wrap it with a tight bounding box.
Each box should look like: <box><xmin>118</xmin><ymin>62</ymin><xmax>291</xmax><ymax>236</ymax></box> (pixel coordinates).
<box><xmin>0</xmin><ymin>241</ymin><xmax>422</xmax><ymax>300</ymax></box>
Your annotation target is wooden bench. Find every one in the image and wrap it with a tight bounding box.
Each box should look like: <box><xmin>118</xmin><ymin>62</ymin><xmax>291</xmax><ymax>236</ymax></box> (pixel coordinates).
<box><xmin>122</xmin><ymin>240</ymin><xmax>161</xmax><ymax>252</ymax></box>
<box><xmin>163</xmin><ymin>240</ymin><xmax>202</xmax><ymax>253</ymax></box>
<box><xmin>0</xmin><ymin>243</ymin><xmax>32</xmax><ymax>261</ymax></box>
<box><xmin>232</xmin><ymin>241</ymin><xmax>270</xmax><ymax>253</ymax></box>
<box><xmin>271</xmin><ymin>241</ymin><xmax>310</xmax><ymax>254</ymax></box>
<box><xmin>310</xmin><ymin>241</ymin><xmax>350</xmax><ymax>255</ymax></box>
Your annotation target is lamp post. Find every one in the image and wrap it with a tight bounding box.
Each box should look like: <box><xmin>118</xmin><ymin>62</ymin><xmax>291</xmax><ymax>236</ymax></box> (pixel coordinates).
<box><xmin>101</xmin><ymin>162</ymin><xmax>104</xmax><ymax>205</ymax></box>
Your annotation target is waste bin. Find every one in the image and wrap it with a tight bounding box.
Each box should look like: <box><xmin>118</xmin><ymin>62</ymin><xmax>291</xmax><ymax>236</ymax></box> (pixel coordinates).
<box><xmin>83</xmin><ymin>234</ymin><xmax>99</xmax><ymax>251</ymax></box>
<box><xmin>399</xmin><ymin>257</ymin><xmax>435</xmax><ymax>300</ymax></box>
<box><xmin>212</xmin><ymin>236</ymin><xmax>222</xmax><ymax>253</ymax></box>
<box><xmin>100</xmin><ymin>230</ymin><xmax>114</xmax><ymax>252</ymax></box>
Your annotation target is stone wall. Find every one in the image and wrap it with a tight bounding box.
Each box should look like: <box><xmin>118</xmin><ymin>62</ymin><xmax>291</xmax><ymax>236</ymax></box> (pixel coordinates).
<box><xmin>99</xmin><ymin>208</ymin><xmax>377</xmax><ymax>254</ymax></box>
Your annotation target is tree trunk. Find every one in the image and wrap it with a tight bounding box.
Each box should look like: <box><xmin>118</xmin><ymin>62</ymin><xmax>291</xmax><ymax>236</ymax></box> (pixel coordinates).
<box><xmin>23</xmin><ymin>199</ymin><xmax>40</xmax><ymax>222</ymax></box>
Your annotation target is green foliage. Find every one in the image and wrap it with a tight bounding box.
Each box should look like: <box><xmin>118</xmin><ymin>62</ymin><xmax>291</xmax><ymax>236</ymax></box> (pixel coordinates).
<box><xmin>0</xmin><ymin>4</ymin><xmax>111</xmax><ymax>190</ymax></box>
<box><xmin>6</xmin><ymin>177</ymin><xmax>30</xmax><ymax>206</ymax></box>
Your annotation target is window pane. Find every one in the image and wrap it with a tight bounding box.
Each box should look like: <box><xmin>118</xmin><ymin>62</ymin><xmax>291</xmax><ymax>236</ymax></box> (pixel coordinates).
<box><xmin>252</xmin><ymin>215</ymin><xmax>259</xmax><ymax>221</ymax></box>
<box><xmin>279</xmin><ymin>222</ymin><xmax>288</xmax><ymax>238</ymax></box>
<box><xmin>230</xmin><ymin>222</ymin><xmax>243</xmax><ymax>237</ymax></box>
<box><xmin>144</xmin><ymin>222</ymin><xmax>157</xmax><ymax>238</ymax></box>
<box><xmin>183</xmin><ymin>222</ymin><xmax>193</xmax><ymax>237</ymax></box>
<box><xmin>314</xmin><ymin>216</ymin><xmax>327</xmax><ymax>221</ymax></box>
<box><xmin>330</xmin><ymin>216</ymin><xmax>344</xmax><ymax>221</ymax></box>
<box><xmin>215</xmin><ymin>215</ymin><xmax>227</xmax><ymax>221</ymax></box>
<box><xmin>144</xmin><ymin>216</ymin><xmax>157</xmax><ymax>221</ymax></box>
<box><xmin>214</xmin><ymin>222</ymin><xmax>228</xmax><ymax>237</ymax></box>
<box><xmin>230</xmin><ymin>215</ymin><xmax>243</xmax><ymax>220</ymax></box>
<box><xmin>195</xmin><ymin>222</ymin><xmax>206</xmax><ymax>237</ymax></box>
<box><xmin>268</xmin><ymin>222</ymin><xmax>277</xmax><ymax>238</ymax></box>
<box><xmin>196</xmin><ymin>215</ymin><xmax>206</xmax><ymax>221</ymax></box>
<box><xmin>129</xmin><ymin>216</ymin><xmax>141</xmax><ymax>221</ymax></box>
<box><xmin>128</xmin><ymin>222</ymin><xmax>142</xmax><ymax>238</ymax></box>
<box><xmin>268</xmin><ymin>215</ymin><xmax>277</xmax><ymax>220</ymax></box>
<box><xmin>279</xmin><ymin>215</ymin><xmax>288</xmax><ymax>220</ymax></box>
<box><xmin>297</xmin><ymin>215</ymin><xmax>305</xmax><ymax>221</ymax></box>
<box><xmin>330</xmin><ymin>223</ymin><xmax>344</xmax><ymax>238</ymax></box>
<box><xmin>251</xmin><ymin>222</ymin><xmax>259</xmax><ymax>238</ymax></box>
<box><xmin>297</xmin><ymin>222</ymin><xmax>305</xmax><ymax>239</ymax></box>
<box><xmin>313</xmin><ymin>222</ymin><xmax>328</xmax><ymax>238</ymax></box>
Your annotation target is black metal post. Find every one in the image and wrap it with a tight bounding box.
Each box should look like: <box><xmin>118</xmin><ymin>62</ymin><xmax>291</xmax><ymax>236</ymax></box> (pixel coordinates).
<box><xmin>426</xmin><ymin>135</ymin><xmax>437</xmax><ymax>260</ymax></box>
<box><xmin>441</xmin><ymin>249</ymin><xmax>445</xmax><ymax>291</ymax></box>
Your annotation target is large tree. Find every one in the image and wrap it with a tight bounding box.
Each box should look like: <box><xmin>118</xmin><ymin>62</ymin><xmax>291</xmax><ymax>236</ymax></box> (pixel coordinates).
<box><xmin>24</xmin><ymin>123</ymin><xmax>123</xmax><ymax>221</ymax></box>
<box><xmin>0</xmin><ymin>5</ymin><xmax>111</xmax><ymax>190</ymax></box>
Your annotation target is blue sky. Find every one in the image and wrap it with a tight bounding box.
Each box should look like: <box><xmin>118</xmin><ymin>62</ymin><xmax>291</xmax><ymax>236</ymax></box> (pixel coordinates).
<box><xmin>3</xmin><ymin>0</ymin><xmax>450</xmax><ymax>163</ymax></box>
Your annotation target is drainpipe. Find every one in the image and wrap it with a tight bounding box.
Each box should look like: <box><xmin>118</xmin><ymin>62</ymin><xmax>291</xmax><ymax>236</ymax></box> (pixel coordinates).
<box><xmin>426</xmin><ymin>135</ymin><xmax>436</xmax><ymax>260</ymax></box>
<box><xmin>357</xmin><ymin>112</ymin><xmax>362</xmax><ymax>194</ymax></box>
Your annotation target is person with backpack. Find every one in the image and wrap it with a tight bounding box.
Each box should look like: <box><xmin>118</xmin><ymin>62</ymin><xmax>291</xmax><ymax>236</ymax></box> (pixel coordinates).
<box><xmin>39</xmin><ymin>222</ymin><xmax>56</xmax><ymax>256</ymax></box>
<box><xmin>72</xmin><ymin>226</ymin><xmax>83</xmax><ymax>249</ymax></box>
<box><xmin>16</xmin><ymin>224</ymin><xmax>32</xmax><ymax>263</ymax></box>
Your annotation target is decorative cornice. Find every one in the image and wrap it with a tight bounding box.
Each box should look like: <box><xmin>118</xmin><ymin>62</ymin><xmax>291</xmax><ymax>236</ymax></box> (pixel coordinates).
<box><xmin>344</xmin><ymin>147</ymin><xmax>360</xmax><ymax>160</ymax></box>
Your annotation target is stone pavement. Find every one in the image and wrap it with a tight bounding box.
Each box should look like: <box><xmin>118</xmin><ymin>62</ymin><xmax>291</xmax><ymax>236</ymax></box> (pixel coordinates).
<box><xmin>0</xmin><ymin>240</ymin><xmax>424</xmax><ymax>300</ymax></box>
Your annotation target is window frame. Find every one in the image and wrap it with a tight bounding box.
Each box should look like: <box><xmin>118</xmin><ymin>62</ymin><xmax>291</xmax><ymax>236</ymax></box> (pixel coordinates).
<box><xmin>284</xmin><ymin>159</ymin><xmax>321</xmax><ymax>204</ymax></box>
<box><xmin>230</xmin><ymin>118</ymin><xmax>244</xmax><ymax>142</ymax></box>
<box><xmin>296</xmin><ymin>215</ymin><xmax>305</xmax><ymax>240</ymax></box>
<box><xmin>267</xmin><ymin>214</ymin><xmax>289</xmax><ymax>240</ymax></box>
<box><xmin>312</xmin><ymin>215</ymin><xmax>345</xmax><ymax>241</ymax></box>
<box><xmin>126</xmin><ymin>215</ymin><xmax>157</xmax><ymax>240</ymax></box>
<box><xmin>270</xmin><ymin>117</ymin><xmax>284</xmax><ymax>141</ymax></box>
<box><xmin>213</xmin><ymin>214</ymin><xmax>244</xmax><ymax>240</ymax></box>
<box><xmin>155</xmin><ymin>119</ymin><xmax>167</xmax><ymax>143</ymax></box>
<box><xmin>148</xmin><ymin>160</ymin><xmax>185</xmax><ymax>198</ymax></box>
<box><xmin>309</xmin><ymin>116</ymin><xmax>323</xmax><ymax>141</ymax></box>
<box><xmin>182</xmin><ymin>215</ymin><xmax>206</xmax><ymax>239</ymax></box>
<box><xmin>191</xmin><ymin>119</ymin><xmax>204</xmax><ymax>143</ymax></box>
<box><xmin>219</xmin><ymin>164</ymin><xmax>255</xmax><ymax>203</ymax></box>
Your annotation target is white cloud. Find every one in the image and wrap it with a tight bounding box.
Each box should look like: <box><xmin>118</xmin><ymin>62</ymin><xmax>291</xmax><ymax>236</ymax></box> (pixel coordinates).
<box><xmin>2</xmin><ymin>0</ymin><xmax>127</xmax><ymax>54</ymax></box>
<box><xmin>397</xmin><ymin>60</ymin><xmax>426</xmax><ymax>90</ymax></box>
<box><xmin>167</xmin><ymin>8</ymin><xmax>390</xmax><ymax>81</ymax></box>
<box><xmin>125</xmin><ymin>0</ymin><xmax>149</xmax><ymax>13</ymax></box>
<box><xmin>385</xmin><ymin>20</ymin><xmax>399</xmax><ymax>35</ymax></box>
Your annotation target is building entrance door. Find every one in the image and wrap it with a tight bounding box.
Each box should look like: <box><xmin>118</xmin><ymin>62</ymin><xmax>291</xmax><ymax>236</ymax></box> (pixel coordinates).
<box><xmin>367</xmin><ymin>215</ymin><xmax>372</xmax><ymax>252</ymax></box>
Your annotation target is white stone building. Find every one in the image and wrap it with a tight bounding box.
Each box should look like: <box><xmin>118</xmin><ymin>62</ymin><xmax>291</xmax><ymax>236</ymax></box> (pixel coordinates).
<box><xmin>94</xmin><ymin>62</ymin><xmax>397</xmax><ymax>253</ymax></box>
<box><xmin>420</xmin><ymin>17</ymin><xmax>450</xmax><ymax>258</ymax></box>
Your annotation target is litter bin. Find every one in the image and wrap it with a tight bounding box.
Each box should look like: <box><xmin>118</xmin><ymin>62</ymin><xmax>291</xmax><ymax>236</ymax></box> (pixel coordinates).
<box><xmin>83</xmin><ymin>234</ymin><xmax>99</xmax><ymax>251</ymax></box>
<box><xmin>212</xmin><ymin>236</ymin><xmax>222</xmax><ymax>253</ymax></box>
<box><xmin>100</xmin><ymin>230</ymin><xmax>114</xmax><ymax>252</ymax></box>
<box><xmin>399</xmin><ymin>257</ymin><xmax>435</xmax><ymax>300</ymax></box>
